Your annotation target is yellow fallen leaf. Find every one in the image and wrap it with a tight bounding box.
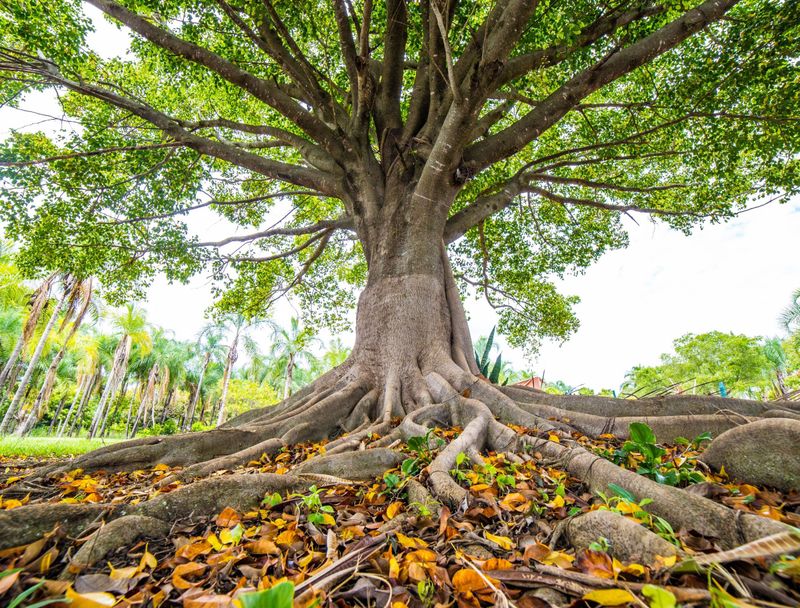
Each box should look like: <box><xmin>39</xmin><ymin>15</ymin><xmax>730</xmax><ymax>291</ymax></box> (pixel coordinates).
<box><xmin>389</xmin><ymin>554</ymin><xmax>400</xmax><ymax>579</ymax></box>
<box><xmin>319</xmin><ymin>513</ymin><xmax>336</xmax><ymax>526</ymax></box>
<box><xmin>548</xmin><ymin>433</ymin><xmax>561</xmax><ymax>443</ymax></box>
<box><xmin>548</xmin><ymin>494</ymin><xmax>565</xmax><ymax>508</ymax></box>
<box><xmin>139</xmin><ymin>547</ymin><xmax>157</xmax><ymax>571</ymax></box>
<box><xmin>582</xmin><ymin>588</ymin><xmax>637</xmax><ymax>606</ymax></box>
<box><xmin>275</xmin><ymin>529</ymin><xmax>299</xmax><ymax>546</ymax></box>
<box><xmin>386</xmin><ymin>501</ymin><xmax>403</xmax><ymax>520</ymax></box>
<box><xmin>499</xmin><ymin>492</ymin><xmax>530</xmax><ymax>512</ymax></box>
<box><xmin>396</xmin><ymin>532</ymin><xmax>427</xmax><ymax>549</ymax></box>
<box><xmin>484</xmin><ymin>532</ymin><xmax>515</xmax><ymax>550</ymax></box>
<box><xmin>246</xmin><ymin>538</ymin><xmax>280</xmax><ymax>555</ymax></box>
<box><xmin>207</xmin><ymin>533</ymin><xmax>222</xmax><ymax>551</ymax></box>
<box><xmin>66</xmin><ymin>587</ymin><xmax>117</xmax><ymax>608</ymax></box>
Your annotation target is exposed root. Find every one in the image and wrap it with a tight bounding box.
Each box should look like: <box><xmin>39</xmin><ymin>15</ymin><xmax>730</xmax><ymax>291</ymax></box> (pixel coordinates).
<box><xmin>295</xmin><ymin>448</ymin><xmax>405</xmax><ymax>480</ymax></box>
<box><xmin>65</xmin><ymin>514</ymin><xmax>171</xmax><ymax>573</ymax></box>
<box><xmin>5</xmin><ymin>354</ymin><xmax>797</xmax><ymax>603</ymax></box>
<box><xmin>0</xmin><ymin>473</ymin><xmax>307</xmax><ymax>551</ymax></box>
<box><xmin>559</xmin><ymin>509</ymin><xmax>680</xmax><ymax>564</ymax></box>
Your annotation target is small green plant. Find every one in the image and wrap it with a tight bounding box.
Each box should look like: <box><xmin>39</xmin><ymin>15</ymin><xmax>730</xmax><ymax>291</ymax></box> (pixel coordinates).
<box><xmin>4</xmin><ymin>574</ymin><xmax>66</xmax><ymax>608</ymax></box>
<box><xmin>474</xmin><ymin>326</ymin><xmax>509</xmax><ymax>385</ymax></box>
<box><xmin>588</xmin><ymin>537</ymin><xmax>611</xmax><ymax>552</ymax></box>
<box><xmin>596</xmin><ymin>484</ymin><xmax>678</xmax><ymax>546</ymax></box>
<box><xmin>401</xmin><ymin>428</ymin><xmax>445</xmax><ymax>478</ymax></box>
<box><xmin>238</xmin><ymin>580</ymin><xmax>295</xmax><ymax>608</ymax></box>
<box><xmin>291</xmin><ymin>485</ymin><xmax>335</xmax><ymax>525</ymax></box>
<box><xmin>409</xmin><ymin>500</ymin><xmax>433</xmax><ymax>518</ymax></box>
<box><xmin>417</xmin><ymin>578</ymin><xmax>436</xmax><ymax>607</ymax></box>
<box><xmin>602</xmin><ymin>423</ymin><xmax>706</xmax><ymax>486</ymax></box>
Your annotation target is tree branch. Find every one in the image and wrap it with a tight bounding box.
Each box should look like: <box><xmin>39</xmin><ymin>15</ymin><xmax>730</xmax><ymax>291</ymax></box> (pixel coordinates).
<box><xmin>465</xmin><ymin>0</ymin><xmax>740</xmax><ymax>172</ymax></box>
<box><xmin>195</xmin><ymin>217</ymin><xmax>352</xmax><ymax>248</ymax></box>
<box><xmin>85</xmin><ymin>0</ymin><xmax>345</xmax><ymax>160</ymax></box>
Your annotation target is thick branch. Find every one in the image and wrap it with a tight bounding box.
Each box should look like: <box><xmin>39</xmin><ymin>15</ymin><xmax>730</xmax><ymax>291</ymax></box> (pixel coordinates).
<box><xmin>499</xmin><ymin>4</ymin><xmax>665</xmax><ymax>85</ymax></box>
<box><xmin>465</xmin><ymin>0</ymin><xmax>740</xmax><ymax>171</ymax></box>
<box><xmin>85</xmin><ymin>0</ymin><xmax>346</xmax><ymax>160</ymax></box>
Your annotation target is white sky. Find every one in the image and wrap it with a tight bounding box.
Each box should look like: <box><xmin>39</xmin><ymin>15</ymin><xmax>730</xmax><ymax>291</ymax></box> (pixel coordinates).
<box><xmin>2</xmin><ymin>7</ymin><xmax>799</xmax><ymax>391</ymax></box>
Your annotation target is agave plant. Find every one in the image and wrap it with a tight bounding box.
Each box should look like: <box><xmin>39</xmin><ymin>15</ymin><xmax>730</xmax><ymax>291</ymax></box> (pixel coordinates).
<box><xmin>474</xmin><ymin>327</ymin><xmax>507</xmax><ymax>385</ymax></box>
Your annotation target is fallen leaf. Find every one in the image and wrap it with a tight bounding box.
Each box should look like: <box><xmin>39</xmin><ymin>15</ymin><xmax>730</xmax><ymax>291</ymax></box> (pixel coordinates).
<box><xmin>216</xmin><ymin>507</ymin><xmax>241</xmax><ymax>527</ymax></box>
<box><xmin>172</xmin><ymin>561</ymin><xmax>207</xmax><ymax>589</ymax></box>
<box><xmin>642</xmin><ymin>584</ymin><xmax>677</xmax><ymax>608</ymax></box>
<box><xmin>452</xmin><ymin>568</ymin><xmax>496</xmax><ymax>594</ymax></box>
<box><xmin>582</xmin><ymin>588</ymin><xmax>637</xmax><ymax>606</ymax></box>
<box><xmin>386</xmin><ymin>501</ymin><xmax>403</xmax><ymax>520</ymax></box>
<box><xmin>484</xmin><ymin>532</ymin><xmax>514</xmax><ymax>550</ymax></box>
<box><xmin>66</xmin><ymin>587</ymin><xmax>117</xmax><ymax>608</ymax></box>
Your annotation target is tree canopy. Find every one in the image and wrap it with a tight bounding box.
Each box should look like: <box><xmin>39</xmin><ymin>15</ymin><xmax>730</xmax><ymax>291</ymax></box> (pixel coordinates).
<box><xmin>1</xmin><ymin>0</ymin><xmax>799</xmax><ymax>353</ymax></box>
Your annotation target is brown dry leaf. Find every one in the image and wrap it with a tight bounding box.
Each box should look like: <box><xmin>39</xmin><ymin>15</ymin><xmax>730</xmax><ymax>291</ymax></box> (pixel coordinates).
<box><xmin>499</xmin><ymin>492</ymin><xmax>530</xmax><ymax>512</ymax></box>
<box><xmin>216</xmin><ymin>507</ymin><xmax>240</xmax><ymax>527</ymax></box>
<box><xmin>184</xmin><ymin>592</ymin><xmax>235</xmax><ymax>607</ymax></box>
<box><xmin>172</xmin><ymin>561</ymin><xmax>208</xmax><ymax>589</ymax></box>
<box><xmin>693</xmin><ymin>529</ymin><xmax>800</xmax><ymax>565</ymax></box>
<box><xmin>482</xmin><ymin>558</ymin><xmax>513</xmax><ymax>571</ymax></box>
<box><xmin>177</xmin><ymin>540</ymin><xmax>214</xmax><ymax>560</ymax></box>
<box><xmin>576</xmin><ymin>549</ymin><xmax>615</xmax><ymax>579</ymax></box>
<box><xmin>0</xmin><ymin>569</ymin><xmax>19</xmax><ymax>595</ymax></box>
<box><xmin>246</xmin><ymin>538</ymin><xmax>281</xmax><ymax>555</ymax></box>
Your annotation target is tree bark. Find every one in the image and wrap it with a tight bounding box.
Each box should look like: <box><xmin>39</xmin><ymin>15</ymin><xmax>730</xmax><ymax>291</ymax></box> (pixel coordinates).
<box><xmin>0</xmin><ymin>287</ymin><xmax>69</xmax><ymax>434</ymax></box>
<box><xmin>283</xmin><ymin>352</ymin><xmax>295</xmax><ymax>399</ymax></box>
<box><xmin>183</xmin><ymin>352</ymin><xmax>210</xmax><ymax>431</ymax></box>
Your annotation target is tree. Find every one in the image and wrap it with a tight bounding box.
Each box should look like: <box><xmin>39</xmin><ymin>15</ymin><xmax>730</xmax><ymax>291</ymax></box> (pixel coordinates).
<box><xmin>623</xmin><ymin>332</ymin><xmax>773</xmax><ymax>399</ymax></box>
<box><xmin>14</xmin><ymin>277</ymin><xmax>93</xmax><ymax>435</ymax></box>
<box><xmin>2</xmin><ymin>0</ymin><xmax>800</xmax><ymax>562</ymax></box>
<box><xmin>0</xmin><ymin>274</ymin><xmax>73</xmax><ymax>434</ymax></box>
<box><xmin>781</xmin><ymin>288</ymin><xmax>800</xmax><ymax>334</ymax></box>
<box><xmin>182</xmin><ymin>329</ymin><xmax>226</xmax><ymax>431</ymax></box>
<box><xmin>88</xmin><ymin>304</ymin><xmax>151</xmax><ymax>438</ymax></box>
<box><xmin>269</xmin><ymin>317</ymin><xmax>319</xmax><ymax>399</ymax></box>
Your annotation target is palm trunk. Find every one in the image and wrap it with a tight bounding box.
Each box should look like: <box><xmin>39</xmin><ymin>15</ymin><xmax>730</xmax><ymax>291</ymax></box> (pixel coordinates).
<box><xmin>89</xmin><ymin>335</ymin><xmax>132</xmax><ymax>438</ymax></box>
<box><xmin>0</xmin><ymin>287</ymin><xmax>69</xmax><ymax>434</ymax></box>
<box><xmin>183</xmin><ymin>353</ymin><xmax>210</xmax><ymax>431</ymax></box>
<box><xmin>130</xmin><ymin>364</ymin><xmax>158</xmax><ymax>437</ymax></box>
<box><xmin>68</xmin><ymin>369</ymin><xmax>99</xmax><ymax>436</ymax></box>
<box><xmin>47</xmin><ymin>396</ymin><xmax>67</xmax><ymax>434</ymax></box>
<box><xmin>58</xmin><ymin>374</ymin><xmax>86</xmax><ymax>437</ymax></box>
<box><xmin>283</xmin><ymin>352</ymin><xmax>295</xmax><ymax>399</ymax></box>
<box><xmin>215</xmin><ymin>347</ymin><xmax>236</xmax><ymax>427</ymax></box>
<box><xmin>0</xmin><ymin>334</ymin><xmax>27</xmax><ymax>393</ymax></box>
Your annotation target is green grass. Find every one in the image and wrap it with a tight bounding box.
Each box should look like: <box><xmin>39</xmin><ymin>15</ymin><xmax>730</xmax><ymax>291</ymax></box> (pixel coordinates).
<box><xmin>0</xmin><ymin>436</ymin><xmax>122</xmax><ymax>458</ymax></box>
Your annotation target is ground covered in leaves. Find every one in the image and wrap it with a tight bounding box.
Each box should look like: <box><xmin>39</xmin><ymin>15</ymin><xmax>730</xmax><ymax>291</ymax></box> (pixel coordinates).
<box><xmin>1</xmin><ymin>424</ymin><xmax>799</xmax><ymax>608</ymax></box>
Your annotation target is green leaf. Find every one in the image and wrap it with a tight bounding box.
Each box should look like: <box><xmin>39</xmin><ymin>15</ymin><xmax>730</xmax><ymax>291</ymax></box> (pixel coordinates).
<box><xmin>238</xmin><ymin>581</ymin><xmax>295</xmax><ymax>608</ymax></box>
<box><xmin>607</xmin><ymin>483</ymin><xmax>637</xmax><ymax>503</ymax></box>
<box><xmin>628</xmin><ymin>422</ymin><xmax>657</xmax><ymax>447</ymax></box>
<box><xmin>642</xmin><ymin>584</ymin><xmax>677</xmax><ymax>608</ymax></box>
<box><xmin>9</xmin><ymin>582</ymin><xmax>44</xmax><ymax>608</ymax></box>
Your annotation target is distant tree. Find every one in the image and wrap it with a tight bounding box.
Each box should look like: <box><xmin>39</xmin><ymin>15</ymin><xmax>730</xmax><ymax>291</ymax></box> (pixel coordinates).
<box><xmin>780</xmin><ymin>288</ymin><xmax>800</xmax><ymax>334</ymax></box>
<box><xmin>269</xmin><ymin>317</ymin><xmax>319</xmax><ymax>399</ymax></box>
<box><xmin>623</xmin><ymin>332</ymin><xmax>773</xmax><ymax>399</ymax></box>
<box><xmin>89</xmin><ymin>304</ymin><xmax>151</xmax><ymax>438</ymax></box>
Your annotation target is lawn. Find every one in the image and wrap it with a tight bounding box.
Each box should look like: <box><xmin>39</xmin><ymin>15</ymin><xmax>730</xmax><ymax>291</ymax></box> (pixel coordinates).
<box><xmin>0</xmin><ymin>436</ymin><xmax>122</xmax><ymax>458</ymax></box>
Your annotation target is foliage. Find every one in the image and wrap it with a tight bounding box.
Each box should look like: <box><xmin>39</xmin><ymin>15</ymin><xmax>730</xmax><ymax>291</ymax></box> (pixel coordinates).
<box><xmin>596</xmin><ymin>422</ymin><xmax>708</xmax><ymax>486</ymax></box>
<box><xmin>474</xmin><ymin>327</ymin><xmax>508</xmax><ymax>385</ymax></box>
<box><xmin>623</xmin><ymin>332</ymin><xmax>786</xmax><ymax>399</ymax></box>
<box><xmin>596</xmin><ymin>484</ymin><xmax>678</xmax><ymax>546</ymax></box>
<box><xmin>0</xmin><ymin>0</ymin><xmax>797</xmax><ymax>356</ymax></box>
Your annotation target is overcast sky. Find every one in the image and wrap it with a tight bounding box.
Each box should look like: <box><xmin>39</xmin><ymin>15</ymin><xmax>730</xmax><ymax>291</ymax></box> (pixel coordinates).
<box><xmin>2</xmin><ymin>8</ymin><xmax>799</xmax><ymax>391</ymax></box>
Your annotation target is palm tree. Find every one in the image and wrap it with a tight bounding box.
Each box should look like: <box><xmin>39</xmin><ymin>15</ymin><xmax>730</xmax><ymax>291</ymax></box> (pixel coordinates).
<box><xmin>0</xmin><ymin>272</ymin><xmax>58</xmax><ymax>393</ymax></box>
<box><xmin>58</xmin><ymin>332</ymin><xmax>103</xmax><ymax>436</ymax></box>
<box><xmin>203</xmin><ymin>314</ymin><xmax>270</xmax><ymax>426</ymax></box>
<box><xmin>182</xmin><ymin>329</ymin><xmax>226</xmax><ymax>431</ymax></box>
<box><xmin>16</xmin><ymin>278</ymin><xmax>94</xmax><ymax>436</ymax></box>
<box><xmin>269</xmin><ymin>317</ymin><xmax>319</xmax><ymax>400</ymax></box>
<box><xmin>0</xmin><ymin>274</ymin><xmax>72</xmax><ymax>434</ymax></box>
<box><xmin>763</xmin><ymin>338</ymin><xmax>789</xmax><ymax>399</ymax></box>
<box><xmin>88</xmin><ymin>304</ymin><xmax>151</xmax><ymax>438</ymax></box>
<box><xmin>781</xmin><ymin>288</ymin><xmax>800</xmax><ymax>334</ymax></box>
